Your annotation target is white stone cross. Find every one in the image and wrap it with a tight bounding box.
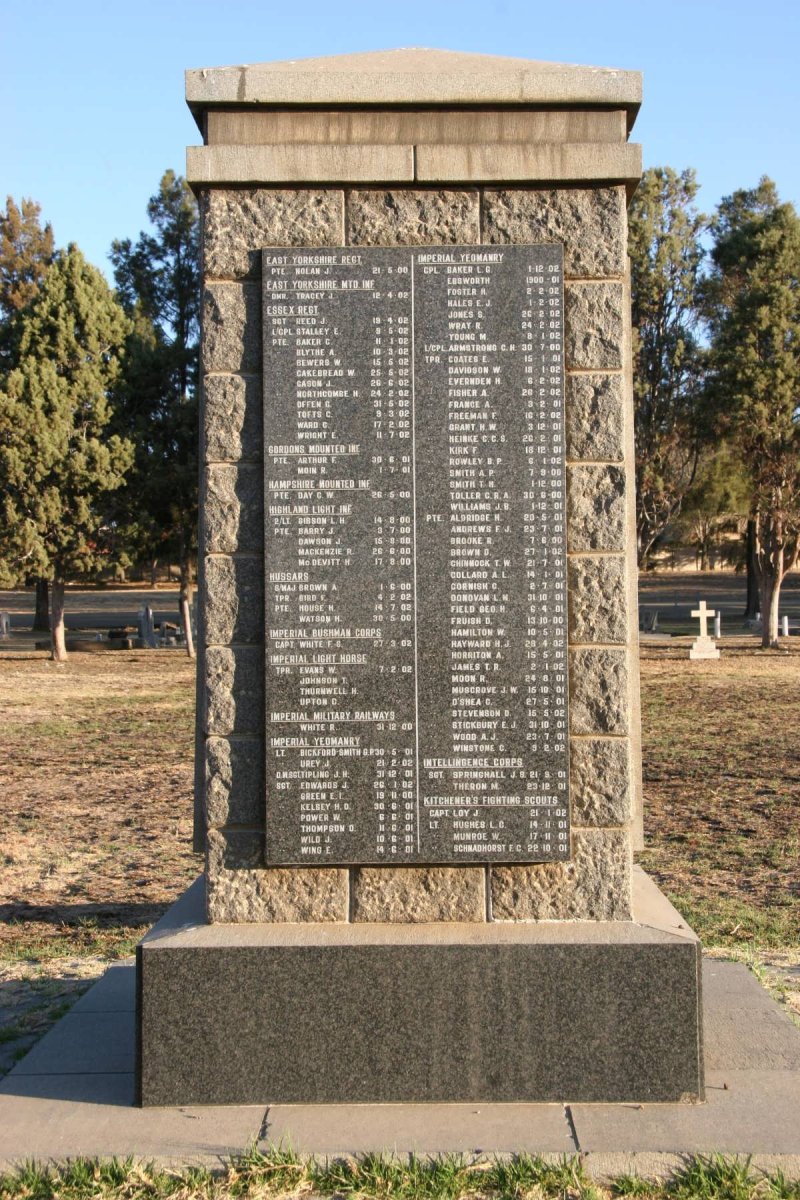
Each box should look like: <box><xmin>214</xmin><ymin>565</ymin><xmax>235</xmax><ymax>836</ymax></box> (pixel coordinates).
<box><xmin>691</xmin><ymin>601</ymin><xmax>715</xmax><ymax>639</ymax></box>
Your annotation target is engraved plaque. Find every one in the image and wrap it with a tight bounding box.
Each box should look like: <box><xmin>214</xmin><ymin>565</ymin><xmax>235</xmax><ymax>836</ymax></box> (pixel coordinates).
<box><xmin>263</xmin><ymin>245</ymin><xmax>568</xmax><ymax>865</ymax></box>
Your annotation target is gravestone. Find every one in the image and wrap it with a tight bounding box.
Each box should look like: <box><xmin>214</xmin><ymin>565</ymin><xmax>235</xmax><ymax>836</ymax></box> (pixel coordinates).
<box><xmin>690</xmin><ymin>600</ymin><xmax>720</xmax><ymax>660</ymax></box>
<box><xmin>137</xmin><ymin>605</ymin><xmax>158</xmax><ymax>650</ymax></box>
<box><xmin>137</xmin><ymin>48</ymin><xmax>704</xmax><ymax>1107</ymax></box>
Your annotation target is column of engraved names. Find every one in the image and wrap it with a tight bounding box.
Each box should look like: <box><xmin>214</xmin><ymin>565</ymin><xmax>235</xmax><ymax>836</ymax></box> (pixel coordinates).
<box><xmin>413</xmin><ymin>246</ymin><xmax>569</xmax><ymax>862</ymax></box>
<box><xmin>521</xmin><ymin>250</ymin><xmax>569</xmax><ymax>857</ymax></box>
<box><xmin>439</xmin><ymin>254</ymin><xmax>514</xmax><ymax>858</ymax></box>
<box><xmin>446</xmin><ymin>258</ymin><xmax>505</xmax><ymax>763</ymax></box>
<box><xmin>262</xmin><ymin>249</ymin><xmax>417</xmax><ymax>864</ymax></box>
<box><xmin>412</xmin><ymin>252</ymin><xmax>530</xmax><ymax>860</ymax></box>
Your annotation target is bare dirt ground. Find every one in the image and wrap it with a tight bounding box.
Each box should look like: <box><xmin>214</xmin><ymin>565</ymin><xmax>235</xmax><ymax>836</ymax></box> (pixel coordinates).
<box><xmin>0</xmin><ymin>620</ymin><xmax>798</xmax><ymax>1074</ymax></box>
<box><xmin>0</xmin><ymin>650</ymin><xmax>197</xmax><ymax>1071</ymax></box>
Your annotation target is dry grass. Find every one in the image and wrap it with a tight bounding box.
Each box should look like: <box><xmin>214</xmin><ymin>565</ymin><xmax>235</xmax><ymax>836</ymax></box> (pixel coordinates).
<box><xmin>638</xmin><ymin>643</ymin><xmax>800</xmax><ymax>1017</ymax></box>
<box><xmin>2</xmin><ymin>1148</ymin><xmax>799</xmax><ymax>1200</ymax></box>
<box><xmin>0</xmin><ymin>650</ymin><xmax>197</xmax><ymax>957</ymax></box>
<box><xmin>0</xmin><ymin>649</ymin><xmax>197</xmax><ymax>1070</ymax></box>
<box><xmin>639</xmin><ymin>646</ymin><xmax>800</xmax><ymax>944</ymax></box>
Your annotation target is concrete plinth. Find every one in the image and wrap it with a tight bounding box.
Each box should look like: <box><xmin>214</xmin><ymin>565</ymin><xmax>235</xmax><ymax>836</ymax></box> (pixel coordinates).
<box><xmin>4</xmin><ymin>947</ymin><xmax>800</xmax><ymax>1173</ymax></box>
<box><xmin>690</xmin><ymin>637</ymin><xmax>720</xmax><ymax>661</ymax></box>
<box><xmin>137</xmin><ymin>869</ymin><xmax>703</xmax><ymax>1107</ymax></box>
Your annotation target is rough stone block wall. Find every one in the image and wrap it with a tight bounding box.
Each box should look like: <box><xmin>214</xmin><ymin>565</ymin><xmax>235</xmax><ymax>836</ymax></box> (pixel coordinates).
<box><xmin>200</xmin><ymin>184</ymin><xmax>636</xmax><ymax>923</ymax></box>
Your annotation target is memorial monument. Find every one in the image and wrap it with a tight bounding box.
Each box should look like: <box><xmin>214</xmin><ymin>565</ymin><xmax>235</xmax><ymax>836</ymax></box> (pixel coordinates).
<box><xmin>137</xmin><ymin>48</ymin><xmax>704</xmax><ymax>1106</ymax></box>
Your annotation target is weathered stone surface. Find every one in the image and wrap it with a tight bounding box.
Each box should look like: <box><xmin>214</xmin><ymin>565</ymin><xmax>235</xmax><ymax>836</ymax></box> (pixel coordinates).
<box><xmin>688</xmin><ymin>638</ymin><xmax>720</xmax><ymax>662</ymax></box>
<box><xmin>568</xmin><ymin>555</ymin><xmax>627</xmax><ymax>644</ymax></box>
<box><xmin>564</xmin><ymin>283</ymin><xmax>623</xmax><ymax>369</ymax></box>
<box><xmin>483</xmin><ymin>187</ymin><xmax>625</xmax><ymax>277</ymax></box>
<box><xmin>204</xmin><ymin>375</ymin><xmax>262</xmax><ymax>463</ymax></box>
<box><xmin>205</xmin><ymin>646</ymin><xmax>264</xmax><ymax>737</ymax></box>
<box><xmin>569</xmin><ymin>648</ymin><xmax>628</xmax><ymax>735</ymax></box>
<box><xmin>202</xmin><ymin>283</ymin><xmax>261</xmax><ymax>374</ymax></box>
<box><xmin>203</xmin><ymin>189</ymin><xmax>343</xmax><ymax>279</ymax></box>
<box><xmin>188</xmin><ymin>144</ymin><xmax>413</xmax><ymax>187</ymax></box>
<box><xmin>491</xmin><ymin>829</ymin><xmax>632</xmax><ymax>920</ymax></box>
<box><xmin>204</xmin><ymin>555</ymin><xmax>264</xmax><ymax>645</ymax></box>
<box><xmin>202</xmin><ymin>465</ymin><xmax>263</xmax><ymax>555</ymax></box>
<box><xmin>205</xmin><ymin>737</ymin><xmax>264</xmax><ymax>827</ymax></box>
<box><xmin>570</xmin><ymin>738</ymin><xmax>631</xmax><ymax>827</ymax></box>
<box><xmin>416</xmin><ymin>143</ymin><xmax>641</xmax><ymax>188</ymax></box>
<box><xmin>351</xmin><ymin>867</ymin><xmax>486</xmax><ymax>922</ymax></box>
<box><xmin>208</xmin><ymin>108</ymin><xmax>628</xmax><ymax>148</ymax></box>
<box><xmin>186</xmin><ymin>49</ymin><xmax>643</xmax><ymax>109</ymax></box>
<box><xmin>567</xmin><ymin>464</ymin><xmax>626</xmax><ymax>552</ymax></box>
<box><xmin>207</xmin><ymin>830</ymin><xmax>347</xmax><ymax>922</ymax></box>
<box><xmin>348</xmin><ymin>190</ymin><xmax>479</xmax><ymax>245</ymax></box>
<box><xmin>565</xmin><ymin>373</ymin><xmax>624</xmax><ymax>462</ymax></box>
<box><xmin>208</xmin><ymin>828</ymin><xmax>264</xmax><ymax>869</ymax></box>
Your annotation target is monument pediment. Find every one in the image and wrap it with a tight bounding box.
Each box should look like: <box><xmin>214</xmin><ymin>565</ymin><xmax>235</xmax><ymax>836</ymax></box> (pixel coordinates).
<box><xmin>186</xmin><ymin>46</ymin><xmax>642</xmax><ymax>128</ymax></box>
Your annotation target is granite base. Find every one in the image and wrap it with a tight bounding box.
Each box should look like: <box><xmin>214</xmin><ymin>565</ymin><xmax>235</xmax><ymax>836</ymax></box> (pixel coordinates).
<box><xmin>137</xmin><ymin>869</ymin><xmax>703</xmax><ymax>1106</ymax></box>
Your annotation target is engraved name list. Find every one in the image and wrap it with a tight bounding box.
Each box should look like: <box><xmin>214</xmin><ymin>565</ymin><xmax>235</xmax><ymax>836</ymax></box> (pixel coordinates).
<box><xmin>262</xmin><ymin>244</ymin><xmax>569</xmax><ymax>866</ymax></box>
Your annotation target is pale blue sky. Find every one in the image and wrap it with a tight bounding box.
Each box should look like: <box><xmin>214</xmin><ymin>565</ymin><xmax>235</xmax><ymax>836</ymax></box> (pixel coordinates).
<box><xmin>3</xmin><ymin>0</ymin><xmax>799</xmax><ymax>274</ymax></box>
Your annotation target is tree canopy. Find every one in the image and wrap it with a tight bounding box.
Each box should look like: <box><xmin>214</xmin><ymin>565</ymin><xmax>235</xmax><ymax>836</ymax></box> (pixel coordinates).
<box><xmin>705</xmin><ymin>184</ymin><xmax>800</xmax><ymax>645</ymax></box>
<box><xmin>676</xmin><ymin>442</ymin><xmax>750</xmax><ymax>570</ymax></box>
<box><xmin>0</xmin><ymin>245</ymin><xmax>133</xmax><ymax>657</ymax></box>
<box><xmin>0</xmin><ymin>196</ymin><xmax>56</xmax><ymax>380</ymax></box>
<box><xmin>0</xmin><ymin>196</ymin><xmax>55</xmax><ymax>322</ymax></box>
<box><xmin>628</xmin><ymin>166</ymin><xmax>708</xmax><ymax>567</ymax></box>
<box><xmin>109</xmin><ymin>171</ymin><xmax>200</xmax><ymax>587</ymax></box>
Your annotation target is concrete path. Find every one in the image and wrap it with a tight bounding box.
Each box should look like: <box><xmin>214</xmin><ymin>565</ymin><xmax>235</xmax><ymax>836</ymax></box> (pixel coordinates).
<box><xmin>1</xmin><ymin>959</ymin><xmax>799</xmax><ymax>1178</ymax></box>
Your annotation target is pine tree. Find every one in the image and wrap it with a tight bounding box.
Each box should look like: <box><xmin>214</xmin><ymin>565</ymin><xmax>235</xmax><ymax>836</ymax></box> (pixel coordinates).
<box><xmin>0</xmin><ymin>246</ymin><xmax>133</xmax><ymax>660</ymax></box>
<box><xmin>706</xmin><ymin>191</ymin><xmax>800</xmax><ymax>647</ymax></box>
<box><xmin>0</xmin><ymin>197</ymin><xmax>57</xmax><ymax>628</ymax></box>
<box><xmin>0</xmin><ymin>196</ymin><xmax>55</xmax><ymax>324</ymax></box>
<box><xmin>628</xmin><ymin>167</ymin><xmax>708</xmax><ymax>567</ymax></box>
<box><xmin>677</xmin><ymin>443</ymin><xmax>750</xmax><ymax>570</ymax></box>
<box><xmin>110</xmin><ymin>170</ymin><xmax>199</xmax><ymax>654</ymax></box>
<box><xmin>702</xmin><ymin>178</ymin><xmax>782</xmax><ymax>618</ymax></box>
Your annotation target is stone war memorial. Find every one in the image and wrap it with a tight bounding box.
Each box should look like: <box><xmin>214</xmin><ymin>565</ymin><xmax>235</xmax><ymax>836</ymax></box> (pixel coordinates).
<box><xmin>137</xmin><ymin>48</ymin><xmax>704</xmax><ymax>1107</ymax></box>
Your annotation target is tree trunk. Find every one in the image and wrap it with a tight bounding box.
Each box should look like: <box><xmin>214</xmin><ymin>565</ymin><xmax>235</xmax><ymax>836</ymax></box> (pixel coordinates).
<box><xmin>178</xmin><ymin>530</ymin><xmax>195</xmax><ymax>660</ymax></box>
<box><xmin>33</xmin><ymin>579</ymin><xmax>50</xmax><ymax>632</ymax></box>
<box><xmin>180</xmin><ymin>588</ymin><xmax>195</xmax><ymax>659</ymax></box>
<box><xmin>50</xmin><ymin>580</ymin><xmax>68</xmax><ymax>662</ymax></box>
<box><xmin>757</xmin><ymin>569</ymin><xmax>782</xmax><ymax>649</ymax></box>
<box><xmin>744</xmin><ymin>520</ymin><xmax>759</xmax><ymax>619</ymax></box>
<box><xmin>150</xmin><ymin>559</ymin><xmax>158</xmax><ymax>589</ymax></box>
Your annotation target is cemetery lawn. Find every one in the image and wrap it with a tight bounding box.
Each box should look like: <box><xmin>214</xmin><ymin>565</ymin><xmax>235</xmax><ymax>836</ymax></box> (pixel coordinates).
<box><xmin>0</xmin><ymin>640</ymin><xmax>798</xmax><ymax>1075</ymax></box>
<box><xmin>639</xmin><ymin>642</ymin><xmax>800</xmax><ymax>1017</ymax></box>
<box><xmin>0</xmin><ymin>651</ymin><xmax>196</xmax><ymax>1073</ymax></box>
